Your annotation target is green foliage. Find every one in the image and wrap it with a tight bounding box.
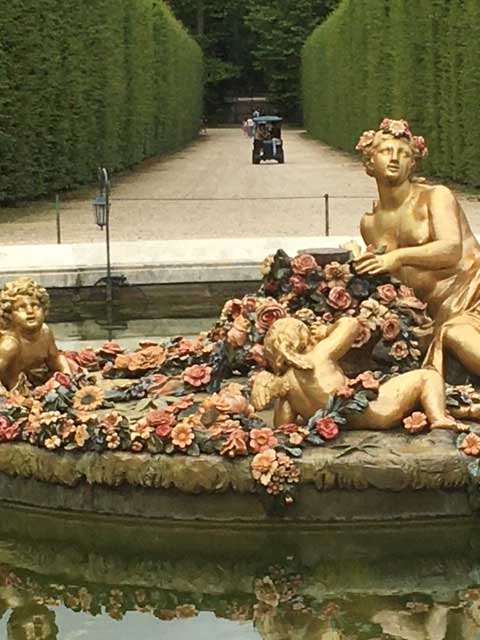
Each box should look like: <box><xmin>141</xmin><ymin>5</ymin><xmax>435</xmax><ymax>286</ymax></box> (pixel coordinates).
<box><xmin>0</xmin><ymin>0</ymin><xmax>203</xmax><ymax>203</ymax></box>
<box><xmin>302</xmin><ymin>0</ymin><xmax>480</xmax><ymax>187</ymax></box>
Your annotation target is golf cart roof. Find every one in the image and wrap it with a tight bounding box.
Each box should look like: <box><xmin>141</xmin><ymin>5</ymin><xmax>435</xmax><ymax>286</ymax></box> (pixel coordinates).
<box><xmin>253</xmin><ymin>116</ymin><xmax>282</xmax><ymax>124</ymax></box>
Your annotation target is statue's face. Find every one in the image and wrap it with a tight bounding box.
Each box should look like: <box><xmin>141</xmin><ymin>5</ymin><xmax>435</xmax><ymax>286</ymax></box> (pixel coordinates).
<box><xmin>11</xmin><ymin>295</ymin><xmax>44</xmax><ymax>333</ymax></box>
<box><xmin>370</xmin><ymin>136</ymin><xmax>414</xmax><ymax>184</ymax></box>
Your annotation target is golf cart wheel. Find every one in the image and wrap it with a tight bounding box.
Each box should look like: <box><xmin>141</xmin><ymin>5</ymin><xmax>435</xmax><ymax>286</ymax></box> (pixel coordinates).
<box><xmin>252</xmin><ymin>151</ymin><xmax>260</xmax><ymax>164</ymax></box>
<box><xmin>277</xmin><ymin>150</ymin><xmax>285</xmax><ymax>164</ymax></box>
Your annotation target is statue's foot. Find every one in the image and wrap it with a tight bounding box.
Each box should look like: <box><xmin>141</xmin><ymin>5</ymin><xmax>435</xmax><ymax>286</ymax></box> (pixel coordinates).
<box><xmin>450</xmin><ymin>403</ymin><xmax>480</xmax><ymax>421</ymax></box>
<box><xmin>430</xmin><ymin>416</ymin><xmax>458</xmax><ymax>431</ymax></box>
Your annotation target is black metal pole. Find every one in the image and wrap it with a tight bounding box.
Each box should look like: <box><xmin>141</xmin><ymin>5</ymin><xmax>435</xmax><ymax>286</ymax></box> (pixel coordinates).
<box><xmin>103</xmin><ymin>169</ymin><xmax>113</xmax><ymax>303</ymax></box>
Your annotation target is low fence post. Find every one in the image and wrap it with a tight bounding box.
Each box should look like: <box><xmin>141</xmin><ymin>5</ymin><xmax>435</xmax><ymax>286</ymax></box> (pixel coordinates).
<box><xmin>324</xmin><ymin>193</ymin><xmax>330</xmax><ymax>236</ymax></box>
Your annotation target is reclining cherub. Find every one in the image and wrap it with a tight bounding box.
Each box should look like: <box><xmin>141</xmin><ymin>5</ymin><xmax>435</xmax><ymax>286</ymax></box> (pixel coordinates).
<box><xmin>0</xmin><ymin>277</ymin><xmax>71</xmax><ymax>389</ymax></box>
<box><xmin>252</xmin><ymin>316</ymin><xmax>461</xmax><ymax>431</ymax></box>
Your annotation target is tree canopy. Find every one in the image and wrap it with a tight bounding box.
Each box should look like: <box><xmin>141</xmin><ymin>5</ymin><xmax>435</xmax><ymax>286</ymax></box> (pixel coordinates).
<box><xmin>166</xmin><ymin>0</ymin><xmax>338</xmax><ymax>120</ymax></box>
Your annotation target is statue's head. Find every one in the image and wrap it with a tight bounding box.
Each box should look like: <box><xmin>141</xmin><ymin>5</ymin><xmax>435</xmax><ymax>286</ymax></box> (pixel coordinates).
<box><xmin>356</xmin><ymin>118</ymin><xmax>428</xmax><ymax>182</ymax></box>
<box><xmin>263</xmin><ymin>318</ymin><xmax>312</xmax><ymax>374</ymax></box>
<box><xmin>0</xmin><ymin>278</ymin><xmax>49</xmax><ymax>333</ymax></box>
<box><xmin>7</xmin><ymin>603</ymin><xmax>58</xmax><ymax>640</ymax></box>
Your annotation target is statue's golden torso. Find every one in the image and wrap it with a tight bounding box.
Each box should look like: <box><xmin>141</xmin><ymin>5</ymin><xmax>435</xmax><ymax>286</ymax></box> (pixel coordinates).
<box><xmin>362</xmin><ymin>184</ymin><xmax>480</xmax><ymax>318</ymax></box>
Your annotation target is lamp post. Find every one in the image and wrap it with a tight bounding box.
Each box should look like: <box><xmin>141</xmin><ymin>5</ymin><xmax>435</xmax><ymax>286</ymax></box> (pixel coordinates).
<box><xmin>92</xmin><ymin>167</ymin><xmax>112</xmax><ymax>302</ymax></box>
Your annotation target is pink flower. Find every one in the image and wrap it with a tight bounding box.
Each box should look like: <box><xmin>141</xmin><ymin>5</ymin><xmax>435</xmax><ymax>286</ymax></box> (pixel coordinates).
<box><xmin>355</xmin><ymin>371</ymin><xmax>380</xmax><ymax>390</ymax></box>
<box><xmin>352</xmin><ymin>321</ymin><xmax>371</xmax><ymax>348</ymax></box>
<box><xmin>355</xmin><ymin>129</ymin><xmax>376</xmax><ymax>153</ymax></box>
<box><xmin>255</xmin><ymin>301</ymin><xmax>287</xmax><ymax>333</ymax></box>
<box><xmin>291</xmin><ymin>253</ymin><xmax>317</xmax><ymax>275</ymax></box>
<box><xmin>336</xmin><ymin>384</ymin><xmax>354</xmax><ymax>398</ymax></box>
<box><xmin>328</xmin><ymin>287</ymin><xmax>352</xmax><ymax>310</ymax></box>
<box><xmin>382</xmin><ymin>316</ymin><xmax>401</xmax><ymax>340</ymax></box>
<box><xmin>315</xmin><ymin>416</ymin><xmax>340</xmax><ymax>440</ymax></box>
<box><xmin>403</xmin><ymin>411</ymin><xmax>428</xmax><ymax>434</ymax></box>
<box><xmin>376</xmin><ymin>284</ymin><xmax>397</xmax><ymax>305</ymax></box>
<box><xmin>220</xmin><ymin>428</ymin><xmax>248</xmax><ymax>458</ymax></box>
<box><xmin>0</xmin><ymin>416</ymin><xmax>20</xmax><ymax>442</ymax></box>
<box><xmin>222</xmin><ymin>298</ymin><xmax>243</xmax><ymax>319</ymax></box>
<box><xmin>146</xmin><ymin>410</ymin><xmax>176</xmax><ymax>438</ymax></box>
<box><xmin>390</xmin><ymin>340</ymin><xmax>409</xmax><ymax>360</ymax></box>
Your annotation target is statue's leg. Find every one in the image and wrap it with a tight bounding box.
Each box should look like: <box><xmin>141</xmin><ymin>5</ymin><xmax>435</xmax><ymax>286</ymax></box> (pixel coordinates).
<box><xmin>444</xmin><ymin>325</ymin><xmax>480</xmax><ymax>376</ymax></box>
<box><xmin>350</xmin><ymin>370</ymin><xmax>456</xmax><ymax>430</ymax></box>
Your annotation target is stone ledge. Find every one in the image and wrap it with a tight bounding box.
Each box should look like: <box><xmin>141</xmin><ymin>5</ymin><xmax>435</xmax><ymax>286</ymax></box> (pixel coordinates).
<box><xmin>0</xmin><ymin>429</ymin><xmax>475</xmax><ymax>523</ymax></box>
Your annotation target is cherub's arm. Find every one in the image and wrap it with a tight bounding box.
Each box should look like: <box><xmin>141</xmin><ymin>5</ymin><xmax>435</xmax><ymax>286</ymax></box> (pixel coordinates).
<box><xmin>45</xmin><ymin>328</ymin><xmax>71</xmax><ymax>375</ymax></box>
<box><xmin>0</xmin><ymin>336</ymin><xmax>20</xmax><ymax>389</ymax></box>
<box><xmin>312</xmin><ymin>317</ymin><xmax>360</xmax><ymax>361</ymax></box>
<box><xmin>252</xmin><ymin>370</ymin><xmax>289</xmax><ymax>411</ymax></box>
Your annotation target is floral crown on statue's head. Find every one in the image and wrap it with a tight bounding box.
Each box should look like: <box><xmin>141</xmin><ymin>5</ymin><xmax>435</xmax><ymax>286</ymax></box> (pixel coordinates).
<box><xmin>355</xmin><ymin>118</ymin><xmax>428</xmax><ymax>159</ymax></box>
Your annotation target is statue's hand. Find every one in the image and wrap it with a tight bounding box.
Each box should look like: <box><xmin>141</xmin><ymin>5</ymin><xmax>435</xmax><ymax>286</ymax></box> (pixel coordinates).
<box><xmin>355</xmin><ymin>251</ymin><xmax>400</xmax><ymax>275</ymax></box>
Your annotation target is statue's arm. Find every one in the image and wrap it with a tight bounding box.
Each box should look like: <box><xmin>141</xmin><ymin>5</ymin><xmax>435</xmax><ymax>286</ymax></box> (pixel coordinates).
<box><xmin>317</xmin><ymin>317</ymin><xmax>360</xmax><ymax>360</ymax></box>
<box><xmin>0</xmin><ymin>337</ymin><xmax>19</xmax><ymax>389</ymax></box>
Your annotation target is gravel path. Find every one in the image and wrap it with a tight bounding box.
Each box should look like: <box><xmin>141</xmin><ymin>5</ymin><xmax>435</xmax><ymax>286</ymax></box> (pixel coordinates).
<box><xmin>2</xmin><ymin>128</ymin><xmax>479</xmax><ymax>245</ymax></box>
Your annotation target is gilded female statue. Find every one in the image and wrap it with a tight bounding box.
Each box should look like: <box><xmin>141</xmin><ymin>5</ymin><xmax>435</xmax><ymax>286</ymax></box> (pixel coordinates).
<box><xmin>354</xmin><ymin>118</ymin><xmax>480</xmax><ymax>377</ymax></box>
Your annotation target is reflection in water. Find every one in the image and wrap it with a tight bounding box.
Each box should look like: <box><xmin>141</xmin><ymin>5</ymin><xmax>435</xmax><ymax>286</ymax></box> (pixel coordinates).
<box><xmin>1</xmin><ymin>517</ymin><xmax>480</xmax><ymax>639</ymax></box>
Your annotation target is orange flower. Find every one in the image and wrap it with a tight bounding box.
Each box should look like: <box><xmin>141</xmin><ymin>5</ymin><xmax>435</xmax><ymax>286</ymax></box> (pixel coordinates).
<box><xmin>183</xmin><ymin>364</ymin><xmax>212</xmax><ymax>387</ymax></box>
<box><xmin>171</xmin><ymin>423</ymin><xmax>194</xmax><ymax>449</ymax></box>
<box><xmin>130</xmin><ymin>419</ymin><xmax>154</xmax><ymax>441</ymax></box>
<box><xmin>106</xmin><ymin>432</ymin><xmax>121</xmax><ymax>449</ymax></box>
<box><xmin>249</xmin><ymin>428</ymin><xmax>278</xmax><ymax>453</ymax></box>
<box><xmin>128</xmin><ymin>346</ymin><xmax>166</xmax><ymax>372</ymax></box>
<box><xmin>99</xmin><ymin>342</ymin><xmax>124</xmax><ymax>356</ymax></box>
<box><xmin>403</xmin><ymin>411</ymin><xmax>428</xmax><ymax>433</ymax></box>
<box><xmin>45</xmin><ymin>435</ymin><xmax>61</xmax><ymax>449</ymax></box>
<box><xmin>220</xmin><ymin>428</ymin><xmax>248</xmax><ymax>457</ymax></box>
<box><xmin>100</xmin><ymin>411</ymin><xmax>122</xmax><ymax>434</ymax></box>
<box><xmin>324</xmin><ymin>261</ymin><xmax>352</xmax><ymax>287</ymax></box>
<box><xmin>251</xmin><ymin>449</ymin><xmax>278</xmax><ymax>486</ymax></box>
<box><xmin>60</xmin><ymin>419</ymin><xmax>76</xmax><ymax>440</ymax></box>
<box><xmin>227</xmin><ymin>315</ymin><xmax>251</xmax><ymax>348</ymax></box>
<box><xmin>336</xmin><ymin>384</ymin><xmax>354</xmax><ymax>398</ymax></box>
<box><xmin>461</xmin><ymin>433</ymin><xmax>480</xmax><ymax>456</ymax></box>
<box><xmin>74</xmin><ymin>425</ymin><xmax>91</xmax><ymax>447</ymax></box>
<box><xmin>208</xmin><ymin>417</ymin><xmax>241</xmax><ymax>439</ymax></box>
<box><xmin>73</xmin><ymin>386</ymin><xmax>104</xmax><ymax>411</ymax></box>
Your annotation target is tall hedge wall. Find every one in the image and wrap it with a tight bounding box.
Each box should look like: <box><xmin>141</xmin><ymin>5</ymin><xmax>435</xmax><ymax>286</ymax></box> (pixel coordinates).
<box><xmin>0</xmin><ymin>0</ymin><xmax>203</xmax><ymax>202</ymax></box>
<box><xmin>302</xmin><ymin>0</ymin><xmax>480</xmax><ymax>186</ymax></box>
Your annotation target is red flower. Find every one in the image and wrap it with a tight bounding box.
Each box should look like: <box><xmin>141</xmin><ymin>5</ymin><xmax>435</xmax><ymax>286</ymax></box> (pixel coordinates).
<box><xmin>146</xmin><ymin>410</ymin><xmax>176</xmax><ymax>438</ymax></box>
<box><xmin>315</xmin><ymin>416</ymin><xmax>340</xmax><ymax>440</ymax></box>
<box><xmin>52</xmin><ymin>372</ymin><xmax>71</xmax><ymax>388</ymax></box>
<box><xmin>0</xmin><ymin>416</ymin><xmax>20</xmax><ymax>442</ymax></box>
<box><xmin>289</xmin><ymin>275</ymin><xmax>307</xmax><ymax>294</ymax></box>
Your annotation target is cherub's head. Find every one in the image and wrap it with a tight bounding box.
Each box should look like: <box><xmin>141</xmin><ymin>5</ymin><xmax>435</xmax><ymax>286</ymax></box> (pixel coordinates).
<box><xmin>0</xmin><ymin>278</ymin><xmax>49</xmax><ymax>334</ymax></box>
<box><xmin>263</xmin><ymin>318</ymin><xmax>312</xmax><ymax>374</ymax></box>
<box><xmin>356</xmin><ymin>118</ymin><xmax>428</xmax><ymax>182</ymax></box>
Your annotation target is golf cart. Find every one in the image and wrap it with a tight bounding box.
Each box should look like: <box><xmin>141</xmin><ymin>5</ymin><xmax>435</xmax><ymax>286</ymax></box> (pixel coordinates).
<box><xmin>252</xmin><ymin>116</ymin><xmax>284</xmax><ymax>164</ymax></box>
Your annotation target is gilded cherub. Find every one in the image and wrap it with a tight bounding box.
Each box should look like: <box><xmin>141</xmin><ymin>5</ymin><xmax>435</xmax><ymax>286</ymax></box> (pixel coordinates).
<box><xmin>0</xmin><ymin>277</ymin><xmax>71</xmax><ymax>389</ymax></box>
<box><xmin>252</xmin><ymin>317</ymin><xmax>459</xmax><ymax>430</ymax></box>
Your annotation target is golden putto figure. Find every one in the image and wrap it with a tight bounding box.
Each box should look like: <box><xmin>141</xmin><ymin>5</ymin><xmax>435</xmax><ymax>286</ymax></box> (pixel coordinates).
<box><xmin>0</xmin><ymin>277</ymin><xmax>71</xmax><ymax>390</ymax></box>
<box><xmin>252</xmin><ymin>317</ymin><xmax>458</xmax><ymax>430</ymax></box>
<box><xmin>354</xmin><ymin>118</ymin><xmax>480</xmax><ymax>378</ymax></box>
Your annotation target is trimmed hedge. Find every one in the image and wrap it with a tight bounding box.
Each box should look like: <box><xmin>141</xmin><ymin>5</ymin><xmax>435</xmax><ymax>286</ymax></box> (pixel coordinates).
<box><xmin>0</xmin><ymin>0</ymin><xmax>203</xmax><ymax>202</ymax></box>
<box><xmin>302</xmin><ymin>0</ymin><xmax>480</xmax><ymax>186</ymax></box>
